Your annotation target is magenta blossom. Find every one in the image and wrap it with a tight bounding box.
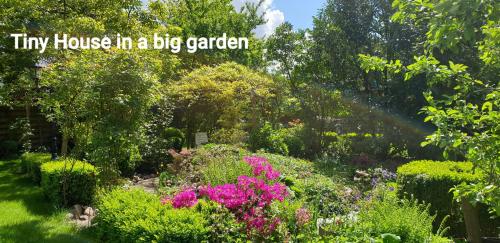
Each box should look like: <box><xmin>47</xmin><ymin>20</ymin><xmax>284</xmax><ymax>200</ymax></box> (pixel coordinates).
<box><xmin>171</xmin><ymin>189</ymin><xmax>198</xmax><ymax>208</ymax></box>
<box><xmin>243</xmin><ymin>156</ymin><xmax>281</xmax><ymax>180</ymax></box>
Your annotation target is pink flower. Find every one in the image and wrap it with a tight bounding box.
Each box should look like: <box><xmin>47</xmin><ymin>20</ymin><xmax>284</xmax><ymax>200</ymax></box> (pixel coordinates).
<box><xmin>295</xmin><ymin>208</ymin><xmax>311</xmax><ymax>226</ymax></box>
<box><xmin>243</xmin><ymin>156</ymin><xmax>281</xmax><ymax>180</ymax></box>
<box><xmin>163</xmin><ymin>156</ymin><xmax>288</xmax><ymax>235</ymax></box>
<box><xmin>171</xmin><ymin>189</ymin><xmax>198</xmax><ymax>208</ymax></box>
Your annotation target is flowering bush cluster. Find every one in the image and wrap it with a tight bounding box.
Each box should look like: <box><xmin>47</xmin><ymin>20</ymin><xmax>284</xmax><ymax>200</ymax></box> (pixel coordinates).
<box><xmin>243</xmin><ymin>156</ymin><xmax>281</xmax><ymax>180</ymax></box>
<box><xmin>162</xmin><ymin>156</ymin><xmax>289</xmax><ymax>235</ymax></box>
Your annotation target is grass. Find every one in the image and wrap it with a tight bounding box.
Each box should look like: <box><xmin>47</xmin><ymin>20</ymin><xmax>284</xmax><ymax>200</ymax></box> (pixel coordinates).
<box><xmin>0</xmin><ymin>159</ymin><xmax>94</xmax><ymax>243</ymax></box>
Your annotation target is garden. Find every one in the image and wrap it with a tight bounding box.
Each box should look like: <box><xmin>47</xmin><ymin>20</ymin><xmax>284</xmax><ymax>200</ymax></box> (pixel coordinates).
<box><xmin>0</xmin><ymin>0</ymin><xmax>499</xmax><ymax>242</ymax></box>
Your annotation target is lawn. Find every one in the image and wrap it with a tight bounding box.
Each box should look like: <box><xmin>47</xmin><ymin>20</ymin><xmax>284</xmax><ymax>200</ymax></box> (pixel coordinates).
<box><xmin>0</xmin><ymin>159</ymin><xmax>93</xmax><ymax>243</ymax></box>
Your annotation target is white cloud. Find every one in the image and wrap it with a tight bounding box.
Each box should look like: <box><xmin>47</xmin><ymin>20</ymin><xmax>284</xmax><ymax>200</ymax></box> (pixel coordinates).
<box><xmin>232</xmin><ymin>0</ymin><xmax>284</xmax><ymax>38</ymax></box>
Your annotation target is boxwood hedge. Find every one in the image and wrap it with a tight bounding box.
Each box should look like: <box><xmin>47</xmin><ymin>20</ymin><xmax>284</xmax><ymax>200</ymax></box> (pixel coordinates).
<box><xmin>397</xmin><ymin>160</ymin><xmax>498</xmax><ymax>237</ymax></box>
<box><xmin>20</xmin><ymin>152</ymin><xmax>52</xmax><ymax>184</ymax></box>
<box><xmin>40</xmin><ymin>159</ymin><xmax>97</xmax><ymax>206</ymax></box>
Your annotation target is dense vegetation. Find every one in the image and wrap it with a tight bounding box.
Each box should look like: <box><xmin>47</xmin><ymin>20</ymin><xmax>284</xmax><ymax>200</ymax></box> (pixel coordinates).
<box><xmin>0</xmin><ymin>0</ymin><xmax>498</xmax><ymax>242</ymax></box>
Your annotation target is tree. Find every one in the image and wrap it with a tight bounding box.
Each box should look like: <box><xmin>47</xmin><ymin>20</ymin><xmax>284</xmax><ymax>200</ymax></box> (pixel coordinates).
<box><xmin>360</xmin><ymin>0</ymin><xmax>499</xmax><ymax>240</ymax></box>
<box><xmin>168</xmin><ymin>62</ymin><xmax>278</xmax><ymax>147</ymax></box>
<box><xmin>148</xmin><ymin>0</ymin><xmax>266</xmax><ymax>70</ymax></box>
<box><xmin>40</xmin><ymin>49</ymin><xmax>163</xmax><ymax>180</ymax></box>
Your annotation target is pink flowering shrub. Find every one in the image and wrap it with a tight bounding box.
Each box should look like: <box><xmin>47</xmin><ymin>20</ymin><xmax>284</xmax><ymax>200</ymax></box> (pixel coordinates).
<box><xmin>243</xmin><ymin>156</ymin><xmax>281</xmax><ymax>180</ymax></box>
<box><xmin>200</xmin><ymin>156</ymin><xmax>288</xmax><ymax>235</ymax></box>
<box><xmin>162</xmin><ymin>189</ymin><xmax>198</xmax><ymax>209</ymax></box>
<box><xmin>162</xmin><ymin>156</ymin><xmax>289</xmax><ymax>236</ymax></box>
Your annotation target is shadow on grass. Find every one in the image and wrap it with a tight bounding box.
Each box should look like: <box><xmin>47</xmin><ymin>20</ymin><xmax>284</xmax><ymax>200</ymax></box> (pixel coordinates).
<box><xmin>0</xmin><ymin>160</ymin><xmax>55</xmax><ymax>217</ymax></box>
<box><xmin>0</xmin><ymin>160</ymin><xmax>95</xmax><ymax>242</ymax></box>
<box><xmin>0</xmin><ymin>220</ymin><xmax>91</xmax><ymax>243</ymax></box>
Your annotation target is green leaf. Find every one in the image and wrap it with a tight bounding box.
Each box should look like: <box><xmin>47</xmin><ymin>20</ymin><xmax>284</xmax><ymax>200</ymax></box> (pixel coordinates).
<box><xmin>482</xmin><ymin>102</ymin><xmax>493</xmax><ymax>112</ymax></box>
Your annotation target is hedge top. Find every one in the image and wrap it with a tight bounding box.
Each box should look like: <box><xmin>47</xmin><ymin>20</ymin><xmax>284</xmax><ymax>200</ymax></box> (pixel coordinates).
<box><xmin>41</xmin><ymin>159</ymin><xmax>97</xmax><ymax>174</ymax></box>
<box><xmin>397</xmin><ymin>160</ymin><xmax>483</xmax><ymax>182</ymax></box>
<box><xmin>21</xmin><ymin>152</ymin><xmax>52</xmax><ymax>164</ymax></box>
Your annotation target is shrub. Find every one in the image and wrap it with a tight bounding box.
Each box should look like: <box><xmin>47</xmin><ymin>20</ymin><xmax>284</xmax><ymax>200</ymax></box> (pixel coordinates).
<box><xmin>195</xmin><ymin>200</ymin><xmax>247</xmax><ymax>242</ymax></box>
<box><xmin>20</xmin><ymin>152</ymin><xmax>52</xmax><ymax>184</ymax></box>
<box><xmin>163</xmin><ymin>127</ymin><xmax>185</xmax><ymax>151</ymax></box>
<box><xmin>396</xmin><ymin>160</ymin><xmax>498</xmax><ymax>237</ymax></box>
<box><xmin>356</xmin><ymin>190</ymin><xmax>445</xmax><ymax>243</ymax></box>
<box><xmin>95</xmin><ymin>188</ymin><xmax>209</xmax><ymax>242</ymax></box>
<box><xmin>211</xmin><ymin>128</ymin><xmax>248</xmax><ymax>146</ymax></box>
<box><xmin>201</xmin><ymin>155</ymin><xmax>252</xmax><ymax>186</ymax></box>
<box><xmin>248</xmin><ymin>123</ymin><xmax>288</xmax><ymax>156</ymax></box>
<box><xmin>40</xmin><ymin>159</ymin><xmax>97</xmax><ymax>206</ymax></box>
<box><xmin>0</xmin><ymin>140</ymin><xmax>18</xmax><ymax>158</ymax></box>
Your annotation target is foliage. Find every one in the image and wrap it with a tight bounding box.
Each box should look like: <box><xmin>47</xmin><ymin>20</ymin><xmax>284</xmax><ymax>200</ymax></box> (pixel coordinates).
<box><xmin>0</xmin><ymin>140</ymin><xmax>18</xmax><ymax>158</ymax></box>
<box><xmin>201</xmin><ymin>154</ymin><xmax>252</xmax><ymax>186</ymax></box>
<box><xmin>211</xmin><ymin>128</ymin><xmax>248</xmax><ymax>146</ymax></box>
<box><xmin>169</xmin><ymin>62</ymin><xmax>278</xmax><ymax>147</ymax></box>
<box><xmin>195</xmin><ymin>200</ymin><xmax>247</xmax><ymax>242</ymax></box>
<box><xmin>163</xmin><ymin>127</ymin><xmax>185</xmax><ymax>151</ymax></box>
<box><xmin>20</xmin><ymin>152</ymin><xmax>52</xmax><ymax>184</ymax></box>
<box><xmin>40</xmin><ymin>159</ymin><xmax>97</xmax><ymax>207</ymax></box>
<box><xmin>9</xmin><ymin>118</ymin><xmax>33</xmax><ymax>153</ymax></box>
<box><xmin>140</xmin><ymin>97</ymin><xmax>175</xmax><ymax>173</ymax></box>
<box><xmin>361</xmin><ymin>0</ymin><xmax>500</xmax><ymax>217</ymax></box>
<box><xmin>397</xmin><ymin>160</ymin><xmax>498</xmax><ymax>236</ymax></box>
<box><xmin>94</xmin><ymin>188</ymin><xmax>209</xmax><ymax>242</ymax></box>
<box><xmin>148</xmin><ymin>0</ymin><xmax>266</xmax><ymax>69</ymax></box>
<box><xmin>356</xmin><ymin>188</ymin><xmax>444</xmax><ymax>243</ymax></box>
<box><xmin>249</xmin><ymin>122</ymin><xmax>289</xmax><ymax>156</ymax></box>
<box><xmin>40</xmin><ymin>49</ymin><xmax>163</xmax><ymax>180</ymax></box>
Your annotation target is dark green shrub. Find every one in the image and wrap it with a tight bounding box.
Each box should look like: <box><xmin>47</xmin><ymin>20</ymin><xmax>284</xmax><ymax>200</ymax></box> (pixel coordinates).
<box><xmin>20</xmin><ymin>152</ymin><xmax>52</xmax><ymax>184</ymax></box>
<box><xmin>397</xmin><ymin>160</ymin><xmax>498</xmax><ymax>237</ymax></box>
<box><xmin>0</xmin><ymin>140</ymin><xmax>18</xmax><ymax>158</ymax></box>
<box><xmin>95</xmin><ymin>188</ymin><xmax>209</xmax><ymax>242</ymax></box>
<box><xmin>248</xmin><ymin>123</ymin><xmax>288</xmax><ymax>156</ymax></box>
<box><xmin>164</xmin><ymin>127</ymin><xmax>185</xmax><ymax>151</ymax></box>
<box><xmin>40</xmin><ymin>159</ymin><xmax>97</xmax><ymax>206</ymax></box>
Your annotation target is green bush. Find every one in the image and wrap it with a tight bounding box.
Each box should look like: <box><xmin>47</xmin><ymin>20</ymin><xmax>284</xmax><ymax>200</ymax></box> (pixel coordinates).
<box><xmin>356</xmin><ymin>189</ymin><xmax>446</xmax><ymax>243</ymax></box>
<box><xmin>20</xmin><ymin>152</ymin><xmax>52</xmax><ymax>184</ymax></box>
<box><xmin>248</xmin><ymin>123</ymin><xmax>288</xmax><ymax>156</ymax></box>
<box><xmin>95</xmin><ymin>188</ymin><xmax>209</xmax><ymax>242</ymax></box>
<box><xmin>0</xmin><ymin>140</ymin><xmax>18</xmax><ymax>158</ymax></box>
<box><xmin>40</xmin><ymin>159</ymin><xmax>97</xmax><ymax>206</ymax></box>
<box><xmin>211</xmin><ymin>128</ymin><xmax>248</xmax><ymax>146</ymax></box>
<box><xmin>396</xmin><ymin>160</ymin><xmax>498</xmax><ymax>237</ymax></box>
<box><xmin>163</xmin><ymin>127</ymin><xmax>185</xmax><ymax>151</ymax></box>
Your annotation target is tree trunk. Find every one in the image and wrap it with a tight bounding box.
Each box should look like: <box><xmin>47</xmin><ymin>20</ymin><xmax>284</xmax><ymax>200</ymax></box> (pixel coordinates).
<box><xmin>462</xmin><ymin>200</ymin><xmax>482</xmax><ymax>243</ymax></box>
<box><xmin>61</xmin><ymin>133</ymin><xmax>69</xmax><ymax>156</ymax></box>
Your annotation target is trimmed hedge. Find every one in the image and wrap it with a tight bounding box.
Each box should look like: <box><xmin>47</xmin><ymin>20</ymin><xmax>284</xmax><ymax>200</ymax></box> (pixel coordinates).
<box><xmin>397</xmin><ymin>160</ymin><xmax>498</xmax><ymax>237</ymax></box>
<box><xmin>40</xmin><ymin>159</ymin><xmax>97</xmax><ymax>206</ymax></box>
<box><xmin>20</xmin><ymin>152</ymin><xmax>52</xmax><ymax>184</ymax></box>
<box><xmin>95</xmin><ymin>188</ymin><xmax>209</xmax><ymax>242</ymax></box>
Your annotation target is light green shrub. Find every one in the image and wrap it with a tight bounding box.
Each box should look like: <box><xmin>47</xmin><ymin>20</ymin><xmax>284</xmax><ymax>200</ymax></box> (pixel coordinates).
<box><xmin>95</xmin><ymin>188</ymin><xmax>209</xmax><ymax>242</ymax></box>
<box><xmin>201</xmin><ymin>155</ymin><xmax>252</xmax><ymax>185</ymax></box>
<box><xmin>40</xmin><ymin>159</ymin><xmax>97</xmax><ymax>206</ymax></box>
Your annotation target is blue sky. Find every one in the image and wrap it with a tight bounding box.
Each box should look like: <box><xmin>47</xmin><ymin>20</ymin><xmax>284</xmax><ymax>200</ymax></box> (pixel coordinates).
<box><xmin>272</xmin><ymin>0</ymin><xmax>325</xmax><ymax>30</ymax></box>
